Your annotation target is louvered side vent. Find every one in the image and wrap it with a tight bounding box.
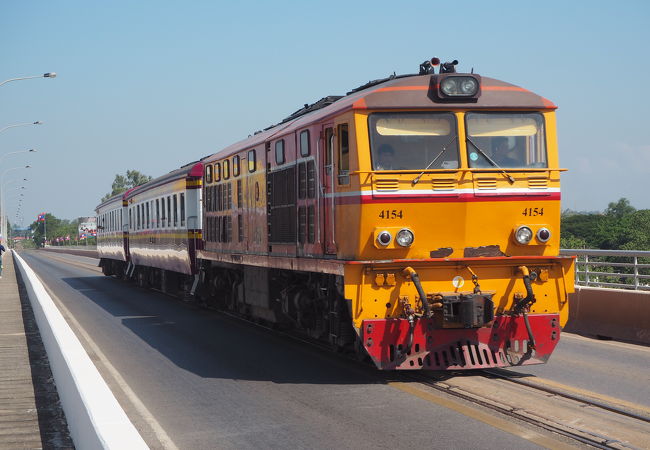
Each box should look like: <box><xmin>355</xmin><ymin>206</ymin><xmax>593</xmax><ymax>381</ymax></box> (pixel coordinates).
<box><xmin>375</xmin><ymin>178</ymin><xmax>399</xmax><ymax>192</ymax></box>
<box><xmin>432</xmin><ymin>179</ymin><xmax>455</xmax><ymax>191</ymax></box>
<box><xmin>269</xmin><ymin>167</ymin><xmax>297</xmax><ymax>243</ymax></box>
<box><xmin>528</xmin><ymin>177</ymin><xmax>548</xmax><ymax>189</ymax></box>
<box><xmin>476</xmin><ymin>178</ymin><xmax>497</xmax><ymax>190</ymax></box>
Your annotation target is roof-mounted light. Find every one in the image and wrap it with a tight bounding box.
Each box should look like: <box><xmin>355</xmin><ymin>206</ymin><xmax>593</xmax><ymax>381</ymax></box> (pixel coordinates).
<box><xmin>439</xmin><ymin>75</ymin><xmax>479</xmax><ymax>97</ymax></box>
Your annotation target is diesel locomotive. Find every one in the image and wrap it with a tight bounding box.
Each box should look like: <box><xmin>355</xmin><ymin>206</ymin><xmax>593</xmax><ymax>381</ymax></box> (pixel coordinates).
<box><xmin>96</xmin><ymin>58</ymin><xmax>575</xmax><ymax>370</ymax></box>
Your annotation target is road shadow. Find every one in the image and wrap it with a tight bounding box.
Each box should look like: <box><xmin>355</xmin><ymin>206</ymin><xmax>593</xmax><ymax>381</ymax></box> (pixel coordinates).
<box><xmin>59</xmin><ymin>275</ymin><xmax>459</xmax><ymax>385</ymax></box>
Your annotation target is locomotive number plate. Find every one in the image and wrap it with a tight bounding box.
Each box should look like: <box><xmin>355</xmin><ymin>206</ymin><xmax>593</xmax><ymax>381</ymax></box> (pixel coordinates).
<box><xmin>522</xmin><ymin>207</ymin><xmax>544</xmax><ymax>217</ymax></box>
<box><xmin>379</xmin><ymin>209</ymin><xmax>403</xmax><ymax>219</ymax></box>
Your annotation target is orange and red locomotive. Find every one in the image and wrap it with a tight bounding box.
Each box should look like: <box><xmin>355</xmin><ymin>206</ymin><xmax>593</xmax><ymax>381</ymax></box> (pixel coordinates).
<box><xmin>97</xmin><ymin>58</ymin><xmax>574</xmax><ymax>370</ymax></box>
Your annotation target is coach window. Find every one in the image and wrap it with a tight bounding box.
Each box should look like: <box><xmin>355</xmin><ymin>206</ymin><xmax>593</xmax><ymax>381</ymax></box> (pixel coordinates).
<box><xmin>224</xmin><ymin>159</ymin><xmax>230</xmax><ymax>179</ymax></box>
<box><xmin>233</xmin><ymin>155</ymin><xmax>240</xmax><ymax>177</ymax></box>
<box><xmin>248</xmin><ymin>149</ymin><xmax>256</xmax><ymax>172</ymax></box>
<box><xmin>146</xmin><ymin>202</ymin><xmax>150</xmax><ymax>229</ymax></box>
<box><xmin>136</xmin><ymin>205</ymin><xmax>141</xmax><ymax>230</ymax></box>
<box><xmin>338</xmin><ymin>124</ymin><xmax>350</xmax><ymax>185</ymax></box>
<box><xmin>205</xmin><ymin>165</ymin><xmax>213</xmax><ymax>184</ymax></box>
<box><xmin>155</xmin><ymin>199</ymin><xmax>160</xmax><ymax>228</ymax></box>
<box><xmin>275</xmin><ymin>140</ymin><xmax>285</xmax><ymax>165</ymax></box>
<box><xmin>173</xmin><ymin>194</ymin><xmax>178</xmax><ymax>226</ymax></box>
<box><xmin>128</xmin><ymin>209</ymin><xmax>132</xmax><ymax>230</ymax></box>
<box><xmin>300</xmin><ymin>130</ymin><xmax>310</xmax><ymax>157</ymax></box>
<box><xmin>180</xmin><ymin>193</ymin><xmax>185</xmax><ymax>226</ymax></box>
<box><xmin>215</xmin><ymin>163</ymin><xmax>221</xmax><ymax>182</ymax></box>
<box><xmin>167</xmin><ymin>196</ymin><xmax>172</xmax><ymax>227</ymax></box>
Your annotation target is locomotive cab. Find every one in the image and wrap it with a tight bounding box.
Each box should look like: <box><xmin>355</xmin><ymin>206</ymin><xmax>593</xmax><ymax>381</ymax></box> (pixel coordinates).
<box><xmin>338</xmin><ymin>59</ymin><xmax>574</xmax><ymax>369</ymax></box>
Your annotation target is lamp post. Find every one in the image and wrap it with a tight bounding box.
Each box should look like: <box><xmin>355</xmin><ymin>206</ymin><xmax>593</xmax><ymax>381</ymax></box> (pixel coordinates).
<box><xmin>5</xmin><ymin>191</ymin><xmax>25</xmax><ymax>247</ymax></box>
<box><xmin>0</xmin><ymin>148</ymin><xmax>37</xmax><ymax>165</ymax></box>
<box><xmin>0</xmin><ymin>73</ymin><xmax>57</xmax><ymax>88</ymax></box>
<box><xmin>0</xmin><ymin>121</ymin><xmax>43</xmax><ymax>134</ymax></box>
<box><xmin>0</xmin><ymin>166</ymin><xmax>30</xmax><ymax>243</ymax></box>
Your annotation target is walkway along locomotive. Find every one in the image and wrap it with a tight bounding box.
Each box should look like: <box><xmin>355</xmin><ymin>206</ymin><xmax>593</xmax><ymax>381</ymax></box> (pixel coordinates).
<box><xmin>96</xmin><ymin>58</ymin><xmax>575</xmax><ymax>370</ymax></box>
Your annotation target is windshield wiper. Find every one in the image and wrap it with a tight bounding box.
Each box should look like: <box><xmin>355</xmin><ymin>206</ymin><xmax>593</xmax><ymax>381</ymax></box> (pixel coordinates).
<box><xmin>466</xmin><ymin>136</ymin><xmax>515</xmax><ymax>184</ymax></box>
<box><xmin>412</xmin><ymin>136</ymin><xmax>457</xmax><ymax>185</ymax></box>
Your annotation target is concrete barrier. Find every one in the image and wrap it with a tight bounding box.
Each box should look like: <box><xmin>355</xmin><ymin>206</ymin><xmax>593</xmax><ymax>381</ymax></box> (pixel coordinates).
<box><xmin>564</xmin><ymin>286</ymin><xmax>650</xmax><ymax>345</ymax></box>
<box><xmin>12</xmin><ymin>250</ymin><xmax>148</xmax><ymax>449</ymax></box>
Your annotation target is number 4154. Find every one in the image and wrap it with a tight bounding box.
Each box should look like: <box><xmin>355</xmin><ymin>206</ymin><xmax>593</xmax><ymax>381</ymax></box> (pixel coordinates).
<box><xmin>522</xmin><ymin>207</ymin><xmax>544</xmax><ymax>217</ymax></box>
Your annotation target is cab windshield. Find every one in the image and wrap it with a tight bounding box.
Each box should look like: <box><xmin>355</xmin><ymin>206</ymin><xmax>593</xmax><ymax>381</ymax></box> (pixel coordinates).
<box><xmin>369</xmin><ymin>112</ymin><xmax>458</xmax><ymax>171</ymax></box>
<box><xmin>466</xmin><ymin>112</ymin><xmax>547</xmax><ymax>169</ymax></box>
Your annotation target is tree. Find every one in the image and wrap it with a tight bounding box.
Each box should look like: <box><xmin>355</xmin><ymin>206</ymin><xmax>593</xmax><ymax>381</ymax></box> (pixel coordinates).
<box><xmin>101</xmin><ymin>170</ymin><xmax>152</xmax><ymax>201</ymax></box>
<box><xmin>560</xmin><ymin>198</ymin><xmax>650</xmax><ymax>251</ymax></box>
<box><xmin>605</xmin><ymin>198</ymin><xmax>635</xmax><ymax>219</ymax></box>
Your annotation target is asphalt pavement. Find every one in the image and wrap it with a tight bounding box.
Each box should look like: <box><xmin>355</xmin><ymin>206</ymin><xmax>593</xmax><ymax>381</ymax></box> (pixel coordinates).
<box><xmin>18</xmin><ymin>249</ymin><xmax>649</xmax><ymax>449</ymax></box>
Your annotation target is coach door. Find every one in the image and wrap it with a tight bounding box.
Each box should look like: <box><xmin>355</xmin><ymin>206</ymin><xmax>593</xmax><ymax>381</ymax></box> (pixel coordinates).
<box><xmin>322</xmin><ymin>124</ymin><xmax>337</xmax><ymax>254</ymax></box>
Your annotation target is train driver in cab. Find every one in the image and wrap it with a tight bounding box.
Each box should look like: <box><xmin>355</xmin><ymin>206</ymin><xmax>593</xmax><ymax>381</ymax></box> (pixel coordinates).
<box><xmin>491</xmin><ymin>137</ymin><xmax>520</xmax><ymax>167</ymax></box>
<box><xmin>375</xmin><ymin>144</ymin><xmax>396</xmax><ymax>170</ymax></box>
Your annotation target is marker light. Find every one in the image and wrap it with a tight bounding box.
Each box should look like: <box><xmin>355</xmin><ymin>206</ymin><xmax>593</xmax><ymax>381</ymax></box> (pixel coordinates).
<box><xmin>536</xmin><ymin>227</ymin><xmax>551</xmax><ymax>243</ymax></box>
<box><xmin>396</xmin><ymin>229</ymin><xmax>414</xmax><ymax>247</ymax></box>
<box><xmin>440</xmin><ymin>76</ymin><xmax>479</xmax><ymax>97</ymax></box>
<box><xmin>377</xmin><ymin>231</ymin><xmax>392</xmax><ymax>246</ymax></box>
<box><xmin>514</xmin><ymin>226</ymin><xmax>533</xmax><ymax>245</ymax></box>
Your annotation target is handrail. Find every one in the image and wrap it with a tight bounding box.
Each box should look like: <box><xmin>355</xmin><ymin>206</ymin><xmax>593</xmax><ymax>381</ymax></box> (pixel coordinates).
<box><xmin>560</xmin><ymin>249</ymin><xmax>650</xmax><ymax>291</ymax></box>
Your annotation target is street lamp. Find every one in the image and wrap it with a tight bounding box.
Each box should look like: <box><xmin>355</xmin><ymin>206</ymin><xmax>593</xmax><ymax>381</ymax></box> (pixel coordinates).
<box><xmin>0</xmin><ymin>165</ymin><xmax>31</xmax><ymax>242</ymax></box>
<box><xmin>0</xmin><ymin>72</ymin><xmax>57</xmax><ymax>88</ymax></box>
<box><xmin>0</xmin><ymin>149</ymin><xmax>37</xmax><ymax>165</ymax></box>
<box><xmin>0</xmin><ymin>121</ymin><xmax>43</xmax><ymax>134</ymax></box>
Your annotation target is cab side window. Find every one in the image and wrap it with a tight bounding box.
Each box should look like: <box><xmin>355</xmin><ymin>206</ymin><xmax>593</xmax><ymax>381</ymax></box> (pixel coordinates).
<box><xmin>337</xmin><ymin>124</ymin><xmax>349</xmax><ymax>185</ymax></box>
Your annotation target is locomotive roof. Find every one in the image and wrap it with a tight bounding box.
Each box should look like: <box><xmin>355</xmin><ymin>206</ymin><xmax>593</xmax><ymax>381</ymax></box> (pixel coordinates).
<box><xmin>203</xmin><ymin>73</ymin><xmax>556</xmax><ymax>163</ymax></box>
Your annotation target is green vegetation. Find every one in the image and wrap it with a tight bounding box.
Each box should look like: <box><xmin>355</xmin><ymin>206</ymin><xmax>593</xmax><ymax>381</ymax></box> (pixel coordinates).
<box><xmin>561</xmin><ymin>198</ymin><xmax>650</xmax><ymax>251</ymax></box>
<box><xmin>101</xmin><ymin>170</ymin><xmax>152</xmax><ymax>202</ymax></box>
<box><xmin>27</xmin><ymin>214</ymin><xmax>96</xmax><ymax>247</ymax></box>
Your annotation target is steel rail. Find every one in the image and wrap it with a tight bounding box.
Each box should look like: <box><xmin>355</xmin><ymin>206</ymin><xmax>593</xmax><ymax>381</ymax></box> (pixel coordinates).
<box><xmin>482</xmin><ymin>368</ymin><xmax>650</xmax><ymax>423</ymax></box>
<box><xmin>409</xmin><ymin>372</ymin><xmax>639</xmax><ymax>450</ymax></box>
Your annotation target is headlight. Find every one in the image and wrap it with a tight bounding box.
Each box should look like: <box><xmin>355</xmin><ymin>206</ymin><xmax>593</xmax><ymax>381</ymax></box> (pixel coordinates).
<box><xmin>396</xmin><ymin>229</ymin><xmax>414</xmax><ymax>247</ymax></box>
<box><xmin>514</xmin><ymin>226</ymin><xmax>533</xmax><ymax>245</ymax></box>
<box><xmin>440</xmin><ymin>76</ymin><xmax>479</xmax><ymax>97</ymax></box>
<box><xmin>460</xmin><ymin>77</ymin><xmax>478</xmax><ymax>94</ymax></box>
<box><xmin>377</xmin><ymin>231</ymin><xmax>392</xmax><ymax>246</ymax></box>
<box><xmin>536</xmin><ymin>227</ymin><xmax>551</xmax><ymax>243</ymax></box>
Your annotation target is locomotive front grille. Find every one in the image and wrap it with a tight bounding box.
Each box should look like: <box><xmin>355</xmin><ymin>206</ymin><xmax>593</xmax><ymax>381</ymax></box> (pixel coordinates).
<box><xmin>374</xmin><ymin>178</ymin><xmax>399</xmax><ymax>191</ymax></box>
<box><xmin>432</xmin><ymin>179</ymin><xmax>455</xmax><ymax>191</ymax></box>
<box><xmin>476</xmin><ymin>178</ymin><xmax>497</xmax><ymax>190</ymax></box>
<box><xmin>527</xmin><ymin>177</ymin><xmax>548</xmax><ymax>189</ymax></box>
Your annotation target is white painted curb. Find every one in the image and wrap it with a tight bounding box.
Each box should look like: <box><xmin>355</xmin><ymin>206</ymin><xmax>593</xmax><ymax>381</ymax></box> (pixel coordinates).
<box><xmin>12</xmin><ymin>250</ymin><xmax>149</xmax><ymax>450</ymax></box>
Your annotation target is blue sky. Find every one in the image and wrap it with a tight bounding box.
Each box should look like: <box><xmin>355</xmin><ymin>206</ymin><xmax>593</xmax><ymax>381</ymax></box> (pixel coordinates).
<box><xmin>1</xmin><ymin>0</ymin><xmax>649</xmax><ymax>228</ymax></box>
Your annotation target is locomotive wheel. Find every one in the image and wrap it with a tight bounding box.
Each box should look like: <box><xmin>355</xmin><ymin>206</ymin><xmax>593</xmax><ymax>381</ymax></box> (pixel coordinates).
<box><xmin>101</xmin><ymin>263</ymin><xmax>112</xmax><ymax>276</ymax></box>
<box><xmin>137</xmin><ymin>269</ymin><xmax>147</xmax><ymax>288</ymax></box>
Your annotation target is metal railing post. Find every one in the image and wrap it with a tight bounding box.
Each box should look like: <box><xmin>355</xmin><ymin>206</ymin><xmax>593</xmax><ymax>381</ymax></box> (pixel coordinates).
<box><xmin>634</xmin><ymin>256</ymin><xmax>639</xmax><ymax>290</ymax></box>
<box><xmin>585</xmin><ymin>254</ymin><xmax>590</xmax><ymax>286</ymax></box>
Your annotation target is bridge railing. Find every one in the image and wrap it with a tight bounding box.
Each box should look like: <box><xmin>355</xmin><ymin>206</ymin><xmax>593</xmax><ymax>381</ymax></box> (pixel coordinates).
<box><xmin>560</xmin><ymin>249</ymin><xmax>650</xmax><ymax>291</ymax></box>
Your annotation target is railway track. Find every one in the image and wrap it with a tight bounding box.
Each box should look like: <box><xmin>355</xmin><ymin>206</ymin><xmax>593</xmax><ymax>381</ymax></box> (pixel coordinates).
<box><xmin>410</xmin><ymin>370</ymin><xmax>649</xmax><ymax>449</ymax></box>
<box><xmin>219</xmin><ymin>310</ymin><xmax>650</xmax><ymax>449</ymax></box>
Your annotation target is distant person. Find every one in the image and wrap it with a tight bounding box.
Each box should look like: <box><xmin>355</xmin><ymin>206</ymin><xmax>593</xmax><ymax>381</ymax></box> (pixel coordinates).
<box><xmin>375</xmin><ymin>144</ymin><xmax>396</xmax><ymax>170</ymax></box>
<box><xmin>0</xmin><ymin>241</ymin><xmax>5</xmax><ymax>278</ymax></box>
<box><xmin>491</xmin><ymin>137</ymin><xmax>519</xmax><ymax>167</ymax></box>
